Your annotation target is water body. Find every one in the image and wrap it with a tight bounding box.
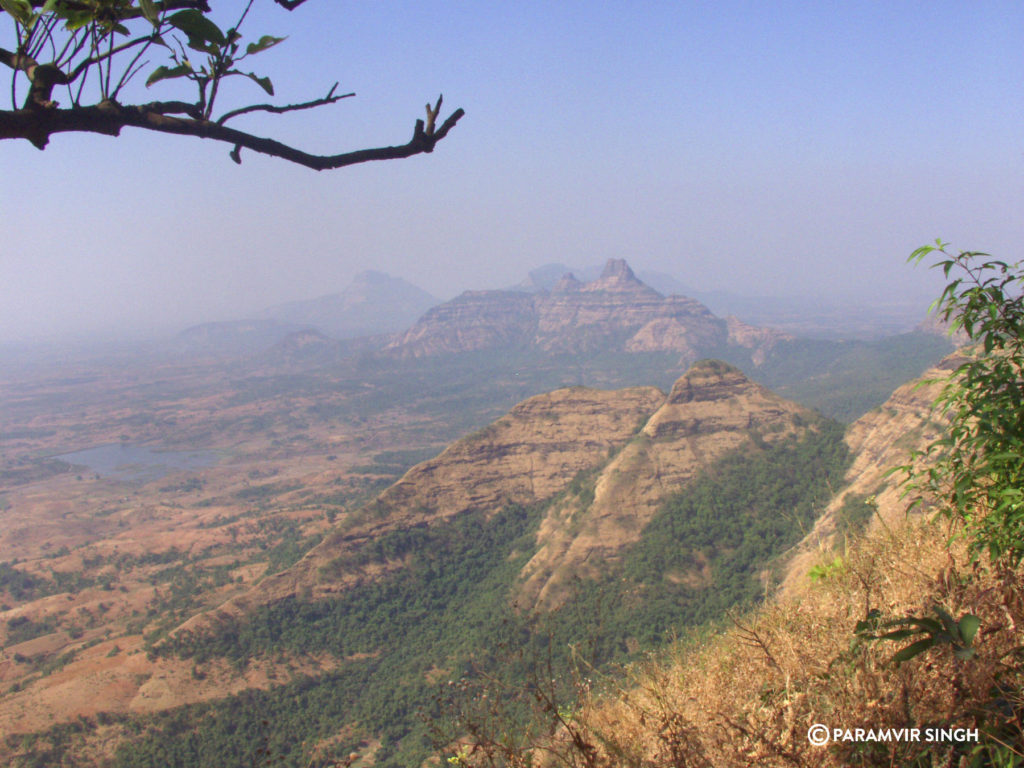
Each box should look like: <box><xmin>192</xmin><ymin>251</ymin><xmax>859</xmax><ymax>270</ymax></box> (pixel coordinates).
<box><xmin>54</xmin><ymin>443</ymin><xmax>221</xmax><ymax>483</ymax></box>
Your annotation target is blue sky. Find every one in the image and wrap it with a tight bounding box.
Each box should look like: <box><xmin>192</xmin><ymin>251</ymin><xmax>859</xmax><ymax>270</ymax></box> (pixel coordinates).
<box><xmin>2</xmin><ymin>0</ymin><xmax>1022</xmax><ymax>342</ymax></box>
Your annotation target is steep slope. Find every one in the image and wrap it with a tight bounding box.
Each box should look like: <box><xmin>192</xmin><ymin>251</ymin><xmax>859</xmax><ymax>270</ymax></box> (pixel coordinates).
<box><xmin>520</xmin><ymin>360</ymin><xmax>817</xmax><ymax>606</ymax></box>
<box><xmin>778</xmin><ymin>352</ymin><xmax>964</xmax><ymax>596</ymax></box>
<box><xmin>175</xmin><ymin>361</ymin><xmax>821</xmax><ymax>631</ymax></box>
<box><xmin>388</xmin><ymin>258</ymin><xmax>786</xmax><ymax>363</ymax></box>
<box><xmin>181</xmin><ymin>383</ymin><xmax>665</xmax><ymax>622</ymax></box>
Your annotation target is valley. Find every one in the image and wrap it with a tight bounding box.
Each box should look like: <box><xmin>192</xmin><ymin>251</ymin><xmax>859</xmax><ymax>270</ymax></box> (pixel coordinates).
<box><xmin>0</xmin><ymin>262</ymin><xmax>956</xmax><ymax>766</ymax></box>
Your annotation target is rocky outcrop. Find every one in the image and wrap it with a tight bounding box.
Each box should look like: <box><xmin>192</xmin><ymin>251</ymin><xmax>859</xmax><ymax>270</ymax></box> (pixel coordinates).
<box><xmin>389</xmin><ymin>290</ymin><xmax>538</xmax><ymax>356</ymax></box>
<box><xmin>519</xmin><ymin>360</ymin><xmax>816</xmax><ymax>606</ymax></box>
<box><xmin>778</xmin><ymin>352</ymin><xmax>965</xmax><ymax>597</ymax></box>
<box><xmin>388</xmin><ymin>258</ymin><xmax>776</xmax><ymax>363</ymax></box>
<box><xmin>725</xmin><ymin>316</ymin><xmax>793</xmax><ymax>365</ymax></box>
<box><xmin>213</xmin><ymin>384</ymin><xmax>665</xmax><ymax>609</ymax></box>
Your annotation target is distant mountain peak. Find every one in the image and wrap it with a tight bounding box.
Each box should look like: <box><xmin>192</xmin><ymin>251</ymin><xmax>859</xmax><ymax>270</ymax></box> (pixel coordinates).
<box><xmin>584</xmin><ymin>258</ymin><xmax>660</xmax><ymax>295</ymax></box>
<box><xmin>351</xmin><ymin>270</ymin><xmax>394</xmax><ymax>284</ymax></box>
<box><xmin>600</xmin><ymin>258</ymin><xmax>636</xmax><ymax>281</ymax></box>
<box><xmin>256</xmin><ymin>271</ymin><xmax>438</xmax><ymax>339</ymax></box>
<box><xmin>553</xmin><ymin>273</ymin><xmax>583</xmax><ymax>292</ymax></box>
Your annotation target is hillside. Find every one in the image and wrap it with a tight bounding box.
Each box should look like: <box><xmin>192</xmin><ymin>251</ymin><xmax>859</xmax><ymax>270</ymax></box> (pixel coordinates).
<box><xmin>504</xmin><ymin>351</ymin><xmax>1024</xmax><ymax>768</ymax></box>
<box><xmin>257</xmin><ymin>270</ymin><xmax>440</xmax><ymax>339</ymax></box>
<box><xmin>2</xmin><ymin>362</ymin><xmax>851</xmax><ymax>767</ymax></box>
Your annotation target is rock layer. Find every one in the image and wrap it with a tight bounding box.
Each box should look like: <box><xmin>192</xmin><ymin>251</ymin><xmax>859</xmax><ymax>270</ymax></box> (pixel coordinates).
<box><xmin>520</xmin><ymin>360</ymin><xmax>815</xmax><ymax>606</ymax></box>
<box><xmin>388</xmin><ymin>258</ymin><xmax>785</xmax><ymax>363</ymax></box>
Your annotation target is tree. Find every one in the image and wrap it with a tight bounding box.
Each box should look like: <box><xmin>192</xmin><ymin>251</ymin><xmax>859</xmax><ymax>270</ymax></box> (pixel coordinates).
<box><xmin>0</xmin><ymin>0</ymin><xmax>464</xmax><ymax>170</ymax></box>
<box><xmin>907</xmin><ymin>241</ymin><xmax>1024</xmax><ymax>565</ymax></box>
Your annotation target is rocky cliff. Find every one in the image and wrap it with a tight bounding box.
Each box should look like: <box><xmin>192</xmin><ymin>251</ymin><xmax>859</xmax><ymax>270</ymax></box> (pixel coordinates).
<box><xmin>388</xmin><ymin>259</ymin><xmax>787</xmax><ymax>364</ymax></box>
<box><xmin>778</xmin><ymin>352</ymin><xmax>965</xmax><ymax>597</ymax></box>
<box><xmin>519</xmin><ymin>360</ymin><xmax>816</xmax><ymax>606</ymax></box>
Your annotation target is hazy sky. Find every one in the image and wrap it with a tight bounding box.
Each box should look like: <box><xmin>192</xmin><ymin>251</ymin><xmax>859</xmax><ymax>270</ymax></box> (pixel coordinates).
<box><xmin>2</xmin><ymin>1</ymin><xmax>1022</xmax><ymax>343</ymax></box>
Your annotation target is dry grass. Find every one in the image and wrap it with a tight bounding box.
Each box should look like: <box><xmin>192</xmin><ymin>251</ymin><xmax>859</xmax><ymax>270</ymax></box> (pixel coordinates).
<box><xmin>481</xmin><ymin>515</ymin><xmax>1024</xmax><ymax>768</ymax></box>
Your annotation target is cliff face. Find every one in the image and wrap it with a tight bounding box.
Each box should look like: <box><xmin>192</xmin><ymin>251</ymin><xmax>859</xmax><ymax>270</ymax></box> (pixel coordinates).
<box><xmin>213</xmin><ymin>383</ymin><xmax>665</xmax><ymax>610</ymax></box>
<box><xmin>519</xmin><ymin>360</ymin><xmax>816</xmax><ymax>606</ymax></box>
<box><xmin>778</xmin><ymin>352</ymin><xmax>965</xmax><ymax>597</ymax></box>
<box><xmin>388</xmin><ymin>290</ymin><xmax>538</xmax><ymax>356</ymax></box>
<box><xmin>388</xmin><ymin>259</ymin><xmax>780</xmax><ymax>363</ymax></box>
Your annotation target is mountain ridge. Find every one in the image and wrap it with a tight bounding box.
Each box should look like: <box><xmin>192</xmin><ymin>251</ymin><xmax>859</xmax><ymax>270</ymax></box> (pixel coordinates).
<box><xmin>389</xmin><ymin>258</ymin><xmax>790</xmax><ymax>364</ymax></box>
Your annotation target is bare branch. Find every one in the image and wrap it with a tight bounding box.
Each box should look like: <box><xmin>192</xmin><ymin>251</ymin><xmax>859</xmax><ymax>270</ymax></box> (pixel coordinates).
<box><xmin>0</xmin><ymin>98</ymin><xmax>465</xmax><ymax>169</ymax></box>
<box><xmin>0</xmin><ymin>48</ymin><xmax>69</xmax><ymax>108</ymax></box>
<box><xmin>216</xmin><ymin>82</ymin><xmax>354</xmax><ymax>125</ymax></box>
<box><xmin>68</xmin><ymin>34</ymin><xmax>155</xmax><ymax>83</ymax></box>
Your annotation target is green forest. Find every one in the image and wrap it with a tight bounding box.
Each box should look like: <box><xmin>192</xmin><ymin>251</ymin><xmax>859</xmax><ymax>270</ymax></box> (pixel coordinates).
<box><xmin>5</xmin><ymin>420</ymin><xmax>852</xmax><ymax>768</ymax></box>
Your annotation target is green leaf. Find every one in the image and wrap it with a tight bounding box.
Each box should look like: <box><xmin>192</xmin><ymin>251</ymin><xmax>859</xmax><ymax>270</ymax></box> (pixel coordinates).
<box><xmin>168</xmin><ymin>9</ymin><xmax>225</xmax><ymax>46</ymax></box>
<box><xmin>185</xmin><ymin>36</ymin><xmax>219</xmax><ymax>55</ymax></box>
<box><xmin>893</xmin><ymin>638</ymin><xmax>935</xmax><ymax>664</ymax></box>
<box><xmin>139</xmin><ymin>0</ymin><xmax>159</xmax><ymax>27</ymax></box>
<box><xmin>958</xmin><ymin>614</ymin><xmax>981</xmax><ymax>646</ymax></box>
<box><xmin>246</xmin><ymin>35</ymin><xmax>286</xmax><ymax>56</ymax></box>
<box><xmin>62</xmin><ymin>10</ymin><xmax>94</xmax><ymax>31</ymax></box>
<box><xmin>146</xmin><ymin>63</ymin><xmax>192</xmax><ymax>87</ymax></box>
<box><xmin>0</xmin><ymin>0</ymin><xmax>33</xmax><ymax>25</ymax></box>
<box><xmin>245</xmin><ymin>72</ymin><xmax>274</xmax><ymax>95</ymax></box>
<box><xmin>933</xmin><ymin>606</ymin><xmax>958</xmax><ymax>636</ymax></box>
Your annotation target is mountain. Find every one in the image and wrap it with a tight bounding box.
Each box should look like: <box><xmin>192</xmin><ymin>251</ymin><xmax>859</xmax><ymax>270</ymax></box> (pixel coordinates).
<box><xmin>257</xmin><ymin>270</ymin><xmax>439</xmax><ymax>339</ymax></box>
<box><xmin>173</xmin><ymin>318</ymin><xmax>307</xmax><ymax>356</ymax></box>
<box><xmin>0</xmin><ymin>360</ymin><xmax>851</xmax><ymax>766</ymax></box>
<box><xmin>518</xmin><ymin>359</ymin><xmax>817</xmax><ymax>607</ymax></box>
<box><xmin>180</xmin><ymin>360</ymin><xmax>816</xmax><ymax>625</ymax></box>
<box><xmin>389</xmin><ymin>258</ymin><xmax>790</xmax><ymax>364</ymax></box>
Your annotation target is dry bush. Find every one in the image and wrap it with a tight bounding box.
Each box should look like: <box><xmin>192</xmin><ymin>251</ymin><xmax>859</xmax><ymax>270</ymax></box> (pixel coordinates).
<box><xmin>527</xmin><ymin>515</ymin><xmax>1024</xmax><ymax>767</ymax></box>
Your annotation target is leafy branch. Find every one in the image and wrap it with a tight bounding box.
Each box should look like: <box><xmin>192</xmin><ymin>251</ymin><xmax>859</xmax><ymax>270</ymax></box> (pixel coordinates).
<box><xmin>0</xmin><ymin>0</ymin><xmax>463</xmax><ymax>169</ymax></box>
<box><xmin>855</xmin><ymin>605</ymin><xmax>981</xmax><ymax>664</ymax></box>
<box><xmin>899</xmin><ymin>242</ymin><xmax>1024</xmax><ymax>564</ymax></box>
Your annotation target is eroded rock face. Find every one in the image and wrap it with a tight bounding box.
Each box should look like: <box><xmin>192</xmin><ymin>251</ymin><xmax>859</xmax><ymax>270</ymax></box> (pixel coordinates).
<box><xmin>725</xmin><ymin>316</ymin><xmax>793</xmax><ymax>366</ymax></box>
<box><xmin>388</xmin><ymin>258</ymin><xmax>775</xmax><ymax>361</ymax></box>
<box><xmin>216</xmin><ymin>384</ymin><xmax>665</xmax><ymax>608</ymax></box>
<box><xmin>388</xmin><ymin>290</ymin><xmax>538</xmax><ymax>356</ymax></box>
<box><xmin>519</xmin><ymin>360</ymin><xmax>815</xmax><ymax>607</ymax></box>
<box><xmin>777</xmin><ymin>353</ymin><xmax>966</xmax><ymax>598</ymax></box>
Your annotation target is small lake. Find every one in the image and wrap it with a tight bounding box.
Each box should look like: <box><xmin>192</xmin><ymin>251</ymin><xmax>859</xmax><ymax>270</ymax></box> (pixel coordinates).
<box><xmin>53</xmin><ymin>443</ymin><xmax>221</xmax><ymax>483</ymax></box>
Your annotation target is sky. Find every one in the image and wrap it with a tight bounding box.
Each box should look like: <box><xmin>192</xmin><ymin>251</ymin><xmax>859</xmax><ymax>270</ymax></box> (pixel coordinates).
<box><xmin>2</xmin><ymin>0</ymin><xmax>1022</xmax><ymax>343</ymax></box>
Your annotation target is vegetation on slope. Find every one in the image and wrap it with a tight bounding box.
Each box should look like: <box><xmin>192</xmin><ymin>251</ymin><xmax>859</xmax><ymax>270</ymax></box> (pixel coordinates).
<box><xmin>457</xmin><ymin>245</ymin><xmax>1023</xmax><ymax>768</ymax></box>
<box><xmin>6</xmin><ymin>417</ymin><xmax>848</xmax><ymax>767</ymax></box>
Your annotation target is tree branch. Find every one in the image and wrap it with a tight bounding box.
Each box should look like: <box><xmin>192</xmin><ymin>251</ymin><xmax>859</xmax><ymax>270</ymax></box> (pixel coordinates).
<box><xmin>20</xmin><ymin>1</ymin><xmax>209</xmax><ymax>11</ymax></box>
<box><xmin>67</xmin><ymin>33</ymin><xmax>155</xmax><ymax>83</ymax></box>
<box><xmin>0</xmin><ymin>97</ymin><xmax>465</xmax><ymax>170</ymax></box>
<box><xmin>216</xmin><ymin>82</ymin><xmax>354</xmax><ymax>125</ymax></box>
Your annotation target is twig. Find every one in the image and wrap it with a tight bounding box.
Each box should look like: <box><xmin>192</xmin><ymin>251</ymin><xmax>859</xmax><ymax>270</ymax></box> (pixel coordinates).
<box><xmin>216</xmin><ymin>83</ymin><xmax>354</xmax><ymax>125</ymax></box>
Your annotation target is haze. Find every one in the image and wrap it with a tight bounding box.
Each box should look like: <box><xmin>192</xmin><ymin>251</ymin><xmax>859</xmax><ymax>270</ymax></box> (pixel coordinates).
<box><xmin>2</xmin><ymin>1</ymin><xmax>1021</xmax><ymax>344</ymax></box>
